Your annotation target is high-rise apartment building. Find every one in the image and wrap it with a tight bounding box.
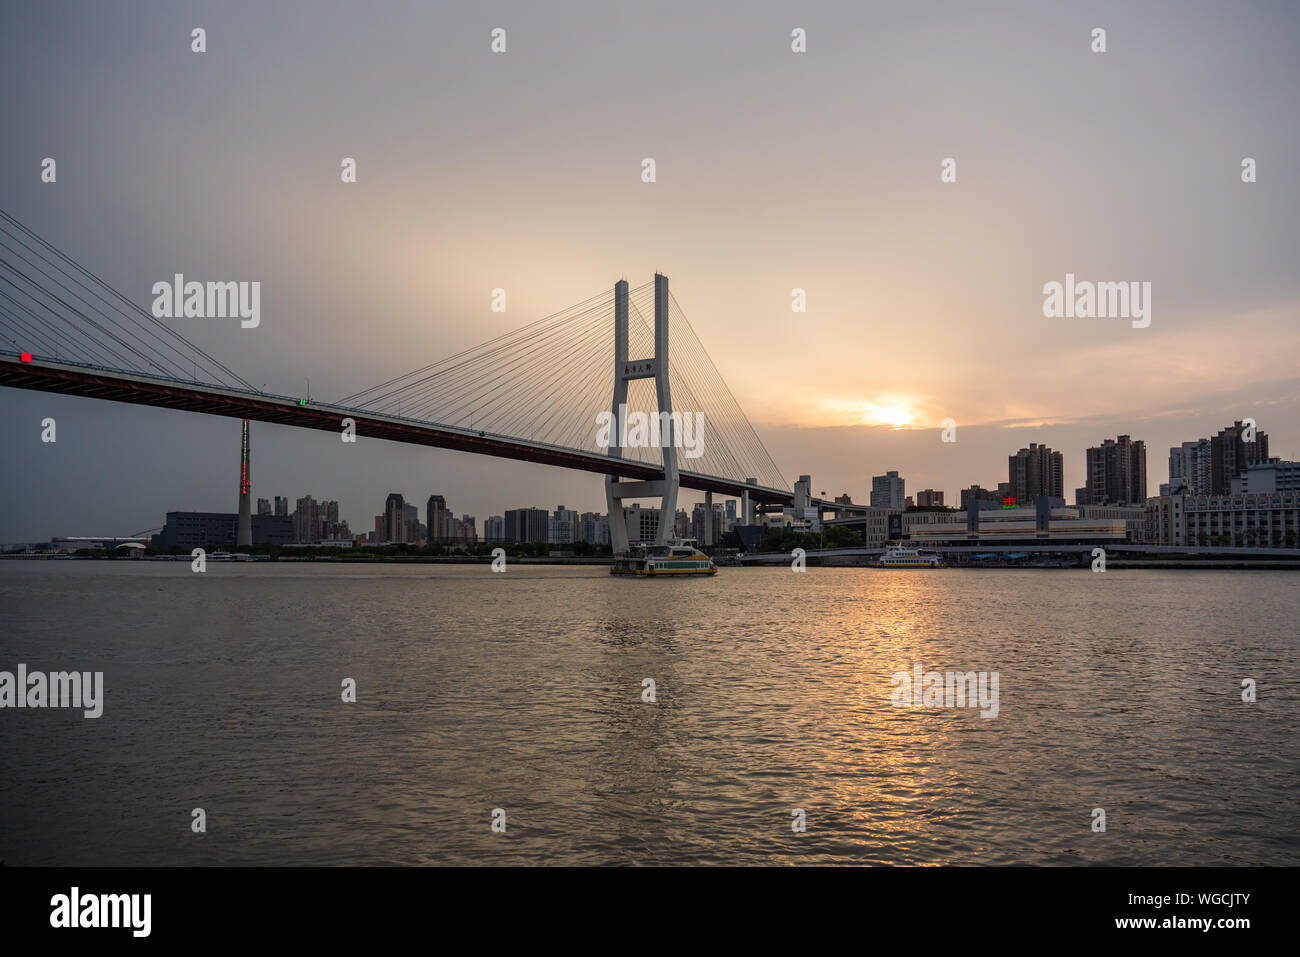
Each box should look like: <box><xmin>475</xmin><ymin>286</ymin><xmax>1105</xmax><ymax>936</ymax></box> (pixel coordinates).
<box><xmin>578</xmin><ymin>512</ymin><xmax>609</xmax><ymax>545</ymax></box>
<box><xmin>426</xmin><ymin>495</ymin><xmax>450</xmax><ymax>543</ymax></box>
<box><xmin>1080</xmin><ymin>435</ymin><xmax>1146</xmax><ymax>505</ymax></box>
<box><xmin>293</xmin><ymin>495</ymin><xmax>345</xmax><ymax>541</ymax></box>
<box><xmin>293</xmin><ymin>495</ymin><xmax>317</xmax><ymax>541</ymax></box>
<box><xmin>871</xmin><ymin>471</ymin><xmax>906</xmax><ymax>508</ymax></box>
<box><xmin>548</xmin><ymin>506</ymin><xmax>578</xmax><ymax>545</ymax></box>
<box><xmin>1168</xmin><ymin>439</ymin><xmax>1212</xmax><ymax>495</ymax></box>
<box><xmin>690</xmin><ymin>502</ymin><xmax>725</xmax><ymax>542</ymax></box>
<box><xmin>1008</xmin><ymin>444</ymin><xmax>1063</xmax><ymax>503</ymax></box>
<box><xmin>793</xmin><ymin>475</ymin><xmax>812</xmax><ymax>509</ymax></box>
<box><xmin>916</xmin><ymin>489</ymin><xmax>944</xmax><ymax>507</ymax></box>
<box><xmin>384</xmin><ymin>493</ymin><xmax>406</xmax><ymax>543</ymax></box>
<box><xmin>1210</xmin><ymin>421</ymin><xmax>1269</xmax><ymax>494</ymax></box>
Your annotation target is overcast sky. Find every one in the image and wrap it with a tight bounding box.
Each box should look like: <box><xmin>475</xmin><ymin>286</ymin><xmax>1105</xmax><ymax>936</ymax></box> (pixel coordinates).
<box><xmin>1</xmin><ymin>0</ymin><xmax>1297</xmax><ymax>540</ymax></box>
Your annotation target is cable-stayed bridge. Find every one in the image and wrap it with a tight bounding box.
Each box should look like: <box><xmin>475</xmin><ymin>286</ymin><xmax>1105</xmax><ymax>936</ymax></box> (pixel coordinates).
<box><xmin>0</xmin><ymin>209</ymin><xmax>860</xmax><ymax>539</ymax></box>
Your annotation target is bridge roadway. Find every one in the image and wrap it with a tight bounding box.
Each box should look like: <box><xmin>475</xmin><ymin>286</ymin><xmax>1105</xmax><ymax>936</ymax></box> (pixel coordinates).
<box><xmin>0</xmin><ymin>353</ymin><xmax>798</xmax><ymax>506</ymax></box>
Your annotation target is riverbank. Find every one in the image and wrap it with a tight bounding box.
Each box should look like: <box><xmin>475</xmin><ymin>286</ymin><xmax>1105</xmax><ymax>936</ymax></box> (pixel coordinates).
<box><xmin>7</xmin><ymin>553</ymin><xmax>1300</xmax><ymax>569</ymax></box>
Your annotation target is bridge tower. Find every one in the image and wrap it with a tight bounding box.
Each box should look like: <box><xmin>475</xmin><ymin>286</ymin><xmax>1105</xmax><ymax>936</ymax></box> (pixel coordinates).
<box><xmin>605</xmin><ymin>273</ymin><xmax>680</xmax><ymax>554</ymax></box>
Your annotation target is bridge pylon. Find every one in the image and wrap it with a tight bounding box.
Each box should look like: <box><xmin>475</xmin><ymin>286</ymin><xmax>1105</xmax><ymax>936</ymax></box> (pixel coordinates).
<box><xmin>605</xmin><ymin>273</ymin><xmax>680</xmax><ymax>554</ymax></box>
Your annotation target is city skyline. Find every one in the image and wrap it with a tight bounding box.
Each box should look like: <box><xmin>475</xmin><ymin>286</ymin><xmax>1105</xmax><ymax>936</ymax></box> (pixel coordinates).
<box><xmin>1</xmin><ymin>2</ymin><xmax>1297</xmax><ymax>542</ymax></box>
<box><xmin>3</xmin><ymin>0</ymin><xmax>1298</xmax><ymax>901</ymax></box>
<box><xmin>10</xmin><ymin>408</ymin><xmax>1289</xmax><ymax>546</ymax></box>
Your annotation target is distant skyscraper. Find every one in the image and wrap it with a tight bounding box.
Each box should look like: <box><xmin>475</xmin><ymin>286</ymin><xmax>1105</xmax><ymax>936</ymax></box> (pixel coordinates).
<box><xmin>404</xmin><ymin>503</ymin><xmax>419</xmax><ymax>544</ymax></box>
<box><xmin>793</xmin><ymin>475</ymin><xmax>812</xmax><ymax>509</ymax></box>
<box><xmin>384</xmin><ymin>493</ymin><xmax>406</xmax><ymax>543</ymax></box>
<box><xmin>485</xmin><ymin>515</ymin><xmax>505</xmax><ymax>543</ymax></box>
<box><xmin>1168</xmin><ymin>439</ymin><xmax>1211</xmax><ymax>494</ymax></box>
<box><xmin>291</xmin><ymin>495</ymin><xmax>342</xmax><ymax>541</ymax></box>
<box><xmin>1210</xmin><ymin>420</ymin><xmax>1269</xmax><ymax>494</ymax></box>
<box><xmin>1008</xmin><ymin>443</ymin><xmax>1063</xmax><ymax>503</ymax></box>
<box><xmin>293</xmin><ymin>494</ymin><xmax>316</xmax><ymax>541</ymax></box>
<box><xmin>689</xmin><ymin>502</ymin><xmax>726</xmax><ymax>542</ymax></box>
<box><xmin>427</xmin><ymin>495</ymin><xmax>450</xmax><ymax>543</ymax></box>
<box><xmin>578</xmin><ymin>512</ymin><xmax>609</xmax><ymax>545</ymax></box>
<box><xmin>549</xmin><ymin>506</ymin><xmax>578</xmax><ymax>545</ymax></box>
<box><xmin>1082</xmin><ymin>435</ymin><xmax>1147</xmax><ymax>505</ymax></box>
<box><xmin>237</xmin><ymin>419</ymin><xmax>252</xmax><ymax>547</ymax></box>
<box><xmin>504</xmin><ymin>507</ymin><xmax>549</xmax><ymax>543</ymax></box>
<box><xmin>274</xmin><ymin>495</ymin><xmax>288</xmax><ymax>517</ymax></box>
<box><xmin>257</xmin><ymin>497</ymin><xmax>271</xmax><ymax>515</ymax></box>
<box><xmin>871</xmin><ymin>471</ymin><xmax>905</xmax><ymax>508</ymax></box>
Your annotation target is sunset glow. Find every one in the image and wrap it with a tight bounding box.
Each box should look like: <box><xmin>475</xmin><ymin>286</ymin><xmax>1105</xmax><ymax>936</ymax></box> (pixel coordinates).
<box><xmin>820</xmin><ymin>398</ymin><xmax>921</xmax><ymax>430</ymax></box>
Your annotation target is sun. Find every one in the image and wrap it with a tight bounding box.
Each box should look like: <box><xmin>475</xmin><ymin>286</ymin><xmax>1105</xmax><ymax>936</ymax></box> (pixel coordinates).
<box><xmin>869</xmin><ymin>405</ymin><xmax>913</xmax><ymax>428</ymax></box>
<box><xmin>818</xmin><ymin>397</ymin><xmax>919</xmax><ymax>429</ymax></box>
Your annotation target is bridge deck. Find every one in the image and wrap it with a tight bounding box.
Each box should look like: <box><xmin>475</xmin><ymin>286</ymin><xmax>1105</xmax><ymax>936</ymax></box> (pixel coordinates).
<box><xmin>0</xmin><ymin>354</ymin><xmax>794</xmax><ymax>505</ymax></box>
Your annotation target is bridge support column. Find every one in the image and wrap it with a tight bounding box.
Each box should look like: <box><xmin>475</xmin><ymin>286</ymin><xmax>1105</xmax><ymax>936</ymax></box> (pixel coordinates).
<box><xmin>605</xmin><ymin>274</ymin><xmax>679</xmax><ymax>552</ymax></box>
<box><xmin>237</xmin><ymin>419</ymin><xmax>252</xmax><ymax>547</ymax></box>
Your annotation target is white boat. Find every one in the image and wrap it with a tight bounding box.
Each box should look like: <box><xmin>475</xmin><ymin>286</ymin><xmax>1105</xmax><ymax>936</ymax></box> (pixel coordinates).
<box><xmin>872</xmin><ymin>544</ymin><xmax>946</xmax><ymax>568</ymax></box>
<box><xmin>611</xmin><ymin>539</ymin><xmax>717</xmax><ymax>576</ymax></box>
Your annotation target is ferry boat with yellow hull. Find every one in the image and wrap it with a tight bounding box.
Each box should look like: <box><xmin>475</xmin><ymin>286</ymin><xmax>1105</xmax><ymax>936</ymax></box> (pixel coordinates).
<box><xmin>871</xmin><ymin>544</ymin><xmax>946</xmax><ymax>568</ymax></box>
<box><xmin>611</xmin><ymin>540</ymin><xmax>717</xmax><ymax>576</ymax></box>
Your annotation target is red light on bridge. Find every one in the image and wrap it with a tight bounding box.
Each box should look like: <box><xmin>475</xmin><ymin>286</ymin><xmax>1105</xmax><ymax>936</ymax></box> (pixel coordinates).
<box><xmin>20</xmin><ymin>352</ymin><xmax>32</xmax><ymax>362</ymax></box>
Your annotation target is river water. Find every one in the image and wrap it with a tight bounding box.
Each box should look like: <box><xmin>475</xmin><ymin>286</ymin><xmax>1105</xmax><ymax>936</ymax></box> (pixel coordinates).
<box><xmin>0</xmin><ymin>561</ymin><xmax>1296</xmax><ymax>865</ymax></box>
